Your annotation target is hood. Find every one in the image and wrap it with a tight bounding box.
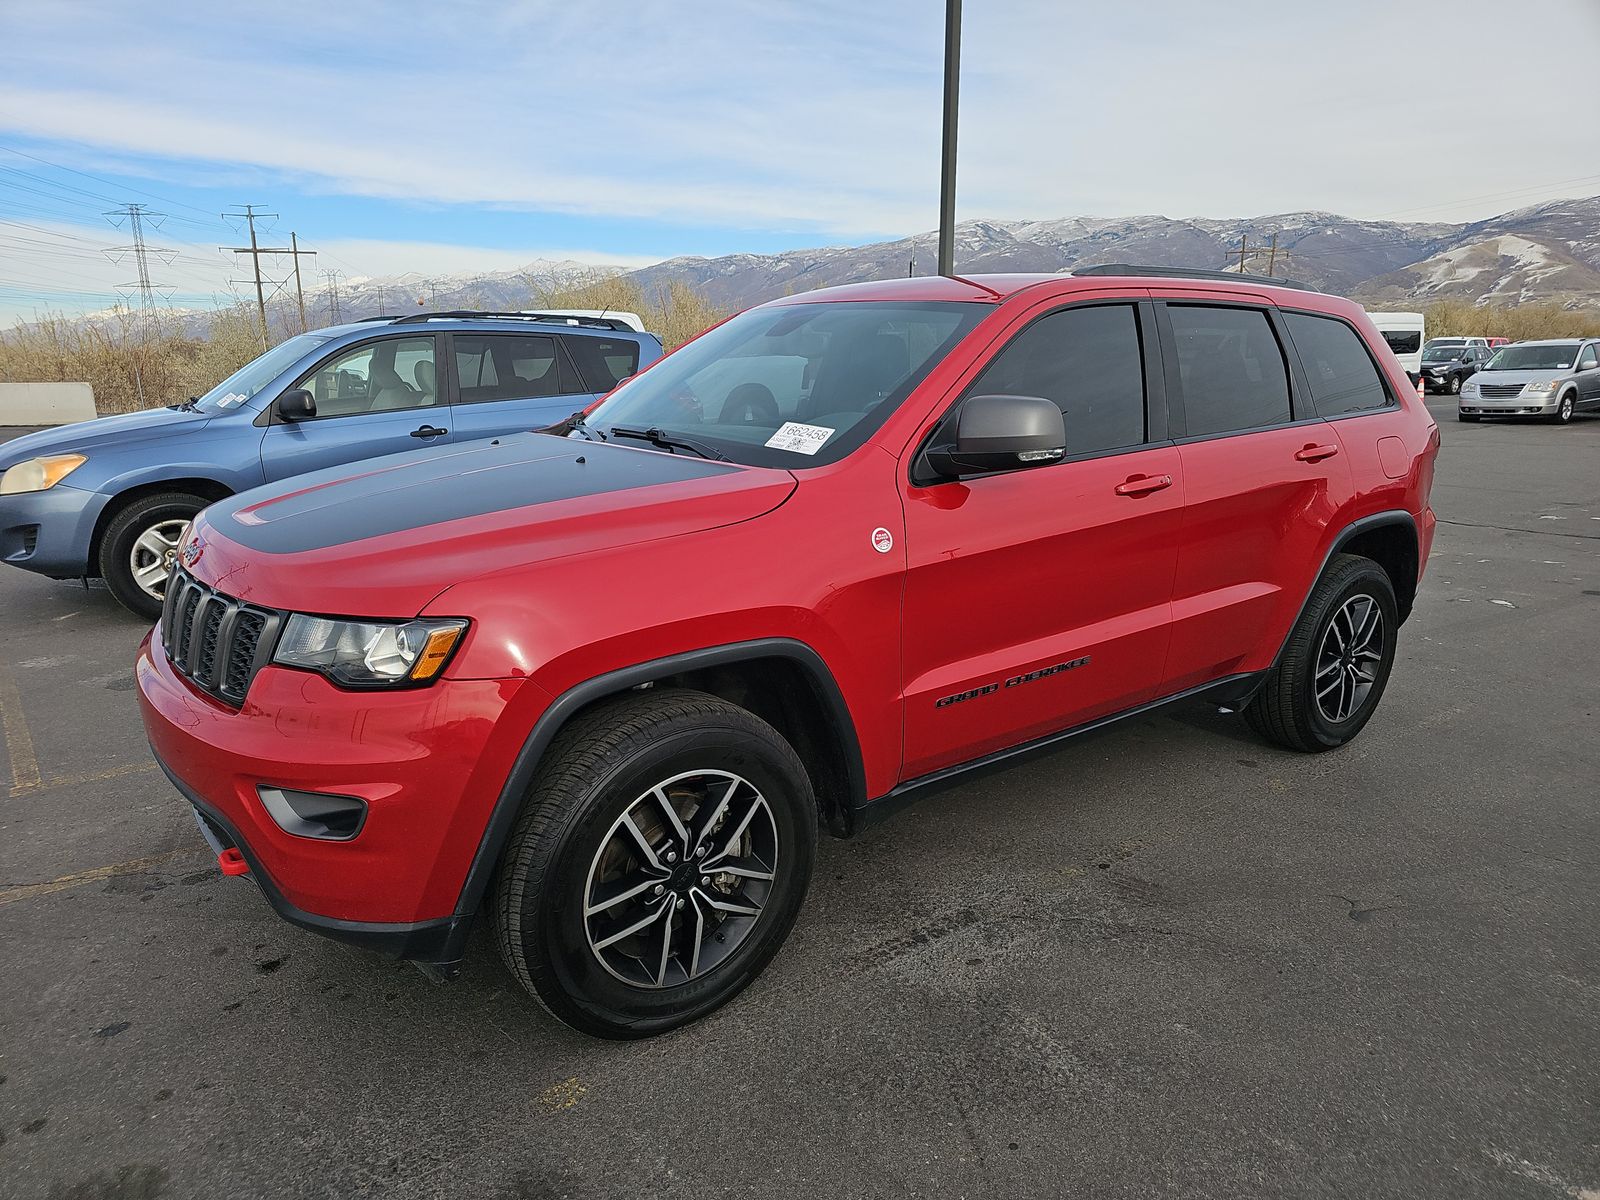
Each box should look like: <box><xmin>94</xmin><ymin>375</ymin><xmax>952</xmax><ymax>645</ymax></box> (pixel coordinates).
<box><xmin>1468</xmin><ymin>369</ymin><xmax>1571</xmax><ymax>386</ymax></box>
<box><xmin>0</xmin><ymin>407</ymin><xmax>212</xmax><ymax>470</ymax></box>
<box><xmin>186</xmin><ymin>432</ymin><xmax>797</xmax><ymax>615</ymax></box>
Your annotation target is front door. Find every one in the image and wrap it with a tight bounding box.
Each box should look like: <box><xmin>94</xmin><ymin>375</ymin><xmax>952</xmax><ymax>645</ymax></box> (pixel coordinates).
<box><xmin>1575</xmin><ymin>343</ymin><xmax>1600</xmax><ymax>408</ymax></box>
<box><xmin>899</xmin><ymin>300</ymin><xmax>1181</xmax><ymax>781</ymax></box>
<box><xmin>260</xmin><ymin>334</ymin><xmax>451</xmax><ymax>483</ymax></box>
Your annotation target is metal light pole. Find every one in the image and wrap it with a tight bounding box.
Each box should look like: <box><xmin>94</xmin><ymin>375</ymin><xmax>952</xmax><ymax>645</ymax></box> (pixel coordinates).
<box><xmin>937</xmin><ymin>0</ymin><xmax>961</xmax><ymax>277</ymax></box>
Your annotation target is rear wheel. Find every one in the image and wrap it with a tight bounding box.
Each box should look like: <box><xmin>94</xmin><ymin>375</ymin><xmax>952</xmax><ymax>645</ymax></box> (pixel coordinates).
<box><xmin>98</xmin><ymin>492</ymin><xmax>207</xmax><ymax>620</ymax></box>
<box><xmin>492</xmin><ymin>689</ymin><xmax>817</xmax><ymax>1038</ymax></box>
<box><xmin>1245</xmin><ymin>554</ymin><xmax>1398</xmax><ymax>753</ymax></box>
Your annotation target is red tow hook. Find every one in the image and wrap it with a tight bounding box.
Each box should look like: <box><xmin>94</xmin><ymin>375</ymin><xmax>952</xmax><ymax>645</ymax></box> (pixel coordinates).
<box><xmin>217</xmin><ymin>847</ymin><xmax>251</xmax><ymax>877</ymax></box>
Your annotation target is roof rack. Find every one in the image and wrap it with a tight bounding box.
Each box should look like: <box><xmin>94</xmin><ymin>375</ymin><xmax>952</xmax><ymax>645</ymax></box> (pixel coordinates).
<box><xmin>1073</xmin><ymin>263</ymin><xmax>1314</xmax><ymax>292</ymax></box>
<box><xmin>386</xmin><ymin>310</ymin><xmax>638</xmax><ymax>332</ymax></box>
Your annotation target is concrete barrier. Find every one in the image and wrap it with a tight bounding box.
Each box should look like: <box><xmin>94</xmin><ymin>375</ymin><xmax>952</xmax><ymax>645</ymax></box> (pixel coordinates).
<box><xmin>0</xmin><ymin>382</ymin><xmax>97</xmax><ymax>426</ymax></box>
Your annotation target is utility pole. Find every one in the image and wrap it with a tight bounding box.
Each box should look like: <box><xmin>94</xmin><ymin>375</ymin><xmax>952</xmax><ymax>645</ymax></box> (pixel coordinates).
<box><xmin>1265</xmin><ymin>231</ymin><xmax>1279</xmax><ymax>276</ymax></box>
<box><xmin>223</xmin><ymin>205</ymin><xmax>277</xmax><ymax>348</ymax></box>
<box><xmin>1231</xmin><ymin>233</ymin><xmax>1286</xmax><ymax>277</ymax></box>
<box><xmin>289</xmin><ymin>232</ymin><xmax>316</xmax><ymax>332</ymax></box>
<box><xmin>322</xmin><ymin>270</ymin><xmax>344</xmax><ymax>323</ymax></box>
<box><xmin>936</xmin><ymin>0</ymin><xmax>961</xmax><ymax>276</ymax></box>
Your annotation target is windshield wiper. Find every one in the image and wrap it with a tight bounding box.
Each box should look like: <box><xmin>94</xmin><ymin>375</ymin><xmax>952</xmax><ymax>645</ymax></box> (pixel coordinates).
<box><xmin>607</xmin><ymin>425</ymin><xmax>729</xmax><ymax>462</ymax></box>
<box><xmin>167</xmin><ymin>396</ymin><xmax>201</xmax><ymax>412</ymax></box>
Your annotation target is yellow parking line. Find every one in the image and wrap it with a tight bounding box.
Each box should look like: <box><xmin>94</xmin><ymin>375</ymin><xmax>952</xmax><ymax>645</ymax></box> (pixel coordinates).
<box><xmin>0</xmin><ymin>667</ymin><xmax>42</xmax><ymax>793</ymax></box>
<box><xmin>0</xmin><ymin>847</ymin><xmax>201</xmax><ymax>906</ymax></box>
<box><xmin>8</xmin><ymin>759</ymin><xmax>159</xmax><ymax>799</ymax></box>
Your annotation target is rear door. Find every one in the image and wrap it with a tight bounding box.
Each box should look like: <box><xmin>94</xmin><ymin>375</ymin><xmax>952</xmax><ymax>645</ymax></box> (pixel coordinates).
<box><xmin>1575</xmin><ymin>342</ymin><xmax>1600</xmax><ymax>407</ymax></box>
<box><xmin>898</xmin><ymin>296</ymin><xmax>1183</xmax><ymax>780</ymax></box>
<box><xmin>1154</xmin><ymin>297</ymin><xmax>1355</xmax><ymax>693</ymax></box>
<box><xmin>445</xmin><ymin>332</ymin><xmax>599</xmax><ymax>443</ymax></box>
<box><xmin>259</xmin><ymin>334</ymin><xmax>451</xmax><ymax>484</ymax></box>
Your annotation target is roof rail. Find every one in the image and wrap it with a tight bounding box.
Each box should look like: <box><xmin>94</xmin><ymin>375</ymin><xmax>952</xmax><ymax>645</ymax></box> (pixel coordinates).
<box><xmin>386</xmin><ymin>309</ymin><xmax>638</xmax><ymax>332</ymax></box>
<box><xmin>1073</xmin><ymin>263</ymin><xmax>1314</xmax><ymax>292</ymax></box>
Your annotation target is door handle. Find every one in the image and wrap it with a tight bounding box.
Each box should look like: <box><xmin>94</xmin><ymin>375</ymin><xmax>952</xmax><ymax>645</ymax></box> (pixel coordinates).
<box><xmin>1294</xmin><ymin>443</ymin><xmax>1340</xmax><ymax>463</ymax></box>
<box><xmin>1114</xmin><ymin>473</ymin><xmax>1174</xmax><ymax>497</ymax></box>
<box><xmin>410</xmin><ymin>424</ymin><xmax>449</xmax><ymax>439</ymax></box>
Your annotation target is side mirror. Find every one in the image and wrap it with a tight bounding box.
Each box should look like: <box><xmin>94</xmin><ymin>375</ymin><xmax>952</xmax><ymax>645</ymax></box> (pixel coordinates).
<box><xmin>924</xmin><ymin>394</ymin><xmax>1066</xmax><ymax>478</ymax></box>
<box><xmin>277</xmin><ymin>388</ymin><xmax>316</xmax><ymax>422</ymax></box>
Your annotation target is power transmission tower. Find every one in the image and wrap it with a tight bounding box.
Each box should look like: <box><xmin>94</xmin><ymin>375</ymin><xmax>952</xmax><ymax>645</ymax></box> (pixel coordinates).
<box><xmin>223</xmin><ymin>204</ymin><xmax>278</xmax><ymax>349</ymax></box>
<box><xmin>103</xmin><ymin>203</ymin><xmax>173</xmax><ymax>322</ymax></box>
<box><xmin>323</xmin><ymin>270</ymin><xmax>344</xmax><ymax>323</ymax></box>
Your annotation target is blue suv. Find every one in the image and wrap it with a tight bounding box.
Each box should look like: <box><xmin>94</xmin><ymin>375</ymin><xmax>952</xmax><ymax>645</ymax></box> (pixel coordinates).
<box><xmin>0</xmin><ymin>312</ymin><xmax>660</xmax><ymax>617</ymax></box>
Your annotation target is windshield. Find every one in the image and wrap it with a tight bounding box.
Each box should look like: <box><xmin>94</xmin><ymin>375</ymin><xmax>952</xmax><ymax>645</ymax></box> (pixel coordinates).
<box><xmin>582</xmin><ymin>301</ymin><xmax>986</xmax><ymax>467</ymax></box>
<box><xmin>192</xmin><ymin>333</ymin><xmax>332</xmax><ymax>411</ymax></box>
<box><xmin>1483</xmin><ymin>344</ymin><xmax>1579</xmax><ymax>371</ymax></box>
<box><xmin>1421</xmin><ymin>345</ymin><xmax>1467</xmax><ymax>362</ymax></box>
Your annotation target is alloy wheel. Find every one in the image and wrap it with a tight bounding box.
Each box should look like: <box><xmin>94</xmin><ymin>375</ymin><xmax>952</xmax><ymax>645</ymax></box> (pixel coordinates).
<box><xmin>1314</xmin><ymin>593</ymin><xmax>1384</xmax><ymax>724</ymax></box>
<box><xmin>583</xmin><ymin>769</ymin><xmax>779</xmax><ymax>989</ymax></box>
<box><xmin>129</xmin><ymin>519</ymin><xmax>189</xmax><ymax>601</ymax></box>
<box><xmin>1558</xmin><ymin>393</ymin><xmax>1574</xmax><ymax>422</ymax></box>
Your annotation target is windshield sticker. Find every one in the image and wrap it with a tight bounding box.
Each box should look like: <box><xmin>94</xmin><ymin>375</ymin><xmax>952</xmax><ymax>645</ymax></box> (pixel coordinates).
<box><xmin>764</xmin><ymin>421</ymin><xmax>834</xmax><ymax>455</ymax></box>
<box><xmin>217</xmin><ymin>392</ymin><xmax>248</xmax><ymax>408</ymax></box>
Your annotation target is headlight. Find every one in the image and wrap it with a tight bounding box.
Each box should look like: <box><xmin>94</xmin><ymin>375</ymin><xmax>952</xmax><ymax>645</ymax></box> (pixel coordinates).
<box><xmin>0</xmin><ymin>453</ymin><xmax>87</xmax><ymax>495</ymax></box>
<box><xmin>1522</xmin><ymin>381</ymin><xmax>1557</xmax><ymax>394</ymax></box>
<box><xmin>273</xmin><ymin>614</ymin><xmax>468</xmax><ymax>688</ymax></box>
<box><xmin>1462</xmin><ymin>382</ymin><xmax>1479</xmax><ymax>395</ymax></box>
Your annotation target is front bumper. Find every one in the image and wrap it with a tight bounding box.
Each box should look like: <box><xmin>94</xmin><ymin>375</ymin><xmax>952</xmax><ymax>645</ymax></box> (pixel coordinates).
<box><xmin>0</xmin><ymin>483</ymin><xmax>109</xmax><ymax>578</ymax></box>
<box><xmin>135</xmin><ymin>623</ymin><xmax>538</xmax><ymax>961</ymax></box>
<box><xmin>1459</xmin><ymin>394</ymin><xmax>1558</xmax><ymax>416</ymax></box>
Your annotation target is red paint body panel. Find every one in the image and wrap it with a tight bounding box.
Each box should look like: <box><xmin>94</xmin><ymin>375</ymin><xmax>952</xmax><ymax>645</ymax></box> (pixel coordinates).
<box><xmin>136</xmin><ymin>272</ymin><xmax>1439</xmax><ymax>938</ymax></box>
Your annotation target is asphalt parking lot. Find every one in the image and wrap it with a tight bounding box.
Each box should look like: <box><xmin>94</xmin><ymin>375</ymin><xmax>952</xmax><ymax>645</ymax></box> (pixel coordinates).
<box><xmin>1</xmin><ymin>403</ymin><xmax>1597</xmax><ymax>1200</ymax></box>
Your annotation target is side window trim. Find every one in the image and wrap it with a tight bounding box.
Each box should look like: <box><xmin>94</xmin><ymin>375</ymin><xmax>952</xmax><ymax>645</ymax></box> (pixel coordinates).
<box><xmin>1277</xmin><ymin>306</ymin><xmax>1399</xmax><ymax>420</ymax></box>
<box><xmin>909</xmin><ymin>296</ymin><xmax>1165</xmax><ymax>487</ymax></box>
<box><xmin>268</xmin><ymin>333</ymin><xmax>440</xmax><ymax>425</ymax></box>
<box><xmin>1153</xmin><ymin>299</ymin><xmax>1316</xmax><ymax>444</ymax></box>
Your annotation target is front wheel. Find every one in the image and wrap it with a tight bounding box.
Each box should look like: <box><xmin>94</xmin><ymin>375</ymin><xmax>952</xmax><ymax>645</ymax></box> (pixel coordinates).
<box><xmin>1245</xmin><ymin>553</ymin><xmax>1399</xmax><ymax>753</ymax></box>
<box><xmin>1448</xmin><ymin>375</ymin><xmax>1462</xmax><ymax>395</ymax></box>
<box><xmin>493</xmin><ymin>689</ymin><xmax>817</xmax><ymax>1038</ymax></box>
<box><xmin>1457</xmin><ymin>413</ymin><xmax>1480</xmax><ymax>423</ymax></box>
<box><xmin>1548</xmin><ymin>391</ymin><xmax>1575</xmax><ymax>424</ymax></box>
<box><xmin>98</xmin><ymin>492</ymin><xmax>207</xmax><ymax>619</ymax></box>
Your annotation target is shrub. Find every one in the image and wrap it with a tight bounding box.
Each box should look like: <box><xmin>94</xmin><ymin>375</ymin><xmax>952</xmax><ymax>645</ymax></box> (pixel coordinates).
<box><xmin>1424</xmin><ymin>299</ymin><xmax>1600</xmax><ymax>341</ymax></box>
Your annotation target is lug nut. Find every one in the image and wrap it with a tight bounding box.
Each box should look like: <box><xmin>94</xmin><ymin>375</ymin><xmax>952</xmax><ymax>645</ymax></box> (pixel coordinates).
<box><xmin>676</xmin><ymin>897</ymin><xmax>686</xmax><ymax>909</ymax></box>
<box><xmin>695</xmin><ymin>846</ymin><xmax>706</xmax><ymax>858</ymax></box>
<box><xmin>653</xmin><ymin>884</ymin><xmax>665</xmax><ymax>896</ymax></box>
<box><xmin>666</xmin><ymin>851</ymin><xmax>678</xmax><ymax>864</ymax></box>
<box><xmin>700</xmin><ymin>876</ymin><xmax>710</xmax><ymax>887</ymax></box>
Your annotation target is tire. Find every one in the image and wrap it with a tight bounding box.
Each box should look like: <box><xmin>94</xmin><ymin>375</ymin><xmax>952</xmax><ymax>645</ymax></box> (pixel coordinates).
<box><xmin>1457</xmin><ymin>413</ymin><xmax>1480</xmax><ymax>423</ymax></box>
<box><xmin>492</xmin><ymin>688</ymin><xmax>817</xmax><ymax>1038</ymax></box>
<box><xmin>1245</xmin><ymin>553</ymin><xmax>1399</xmax><ymax>753</ymax></box>
<box><xmin>97</xmin><ymin>492</ymin><xmax>207</xmax><ymax>620</ymax></box>
<box><xmin>1448</xmin><ymin>374</ymin><xmax>1462</xmax><ymax>395</ymax></box>
<box><xmin>1547</xmin><ymin>390</ymin><xmax>1575</xmax><ymax>424</ymax></box>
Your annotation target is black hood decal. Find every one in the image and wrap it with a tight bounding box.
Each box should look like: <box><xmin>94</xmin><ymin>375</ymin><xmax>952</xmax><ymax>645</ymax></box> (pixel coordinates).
<box><xmin>213</xmin><ymin>435</ymin><xmax>734</xmax><ymax>555</ymax></box>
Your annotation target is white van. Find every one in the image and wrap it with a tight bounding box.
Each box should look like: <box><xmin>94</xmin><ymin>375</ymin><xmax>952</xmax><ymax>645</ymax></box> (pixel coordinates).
<box><xmin>1368</xmin><ymin>311</ymin><xmax>1425</xmax><ymax>377</ymax></box>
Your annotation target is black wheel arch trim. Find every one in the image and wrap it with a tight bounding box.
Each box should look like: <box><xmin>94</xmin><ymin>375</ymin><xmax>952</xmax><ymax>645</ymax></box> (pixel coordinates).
<box><xmin>1274</xmin><ymin>509</ymin><xmax>1420</xmax><ymax>668</ymax></box>
<box><xmin>444</xmin><ymin>637</ymin><xmax>868</xmax><ymax>962</ymax></box>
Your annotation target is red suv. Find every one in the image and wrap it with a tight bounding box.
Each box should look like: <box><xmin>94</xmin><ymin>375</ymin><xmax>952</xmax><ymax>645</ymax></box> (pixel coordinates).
<box><xmin>137</xmin><ymin>267</ymin><xmax>1439</xmax><ymax>1037</ymax></box>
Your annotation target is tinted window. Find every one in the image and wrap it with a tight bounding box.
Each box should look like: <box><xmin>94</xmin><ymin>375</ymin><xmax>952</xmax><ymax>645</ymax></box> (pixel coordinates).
<box><xmin>453</xmin><ymin>335</ymin><xmax>565</xmax><ymax>403</ymax></box>
<box><xmin>566</xmin><ymin>335</ymin><xmax>642</xmax><ymax>391</ymax></box>
<box><xmin>968</xmin><ymin>304</ymin><xmax>1146</xmax><ymax>455</ymax></box>
<box><xmin>1285</xmin><ymin>312</ymin><xmax>1392</xmax><ymax>417</ymax></box>
<box><xmin>1578</xmin><ymin>345</ymin><xmax>1598</xmax><ymax>370</ymax></box>
<box><xmin>1169</xmin><ymin>306</ymin><xmax>1291</xmax><ymax>436</ymax></box>
<box><xmin>295</xmin><ymin>337</ymin><xmax>437</xmax><ymax>418</ymax></box>
<box><xmin>1380</xmin><ymin>330</ymin><xmax>1421</xmax><ymax>355</ymax></box>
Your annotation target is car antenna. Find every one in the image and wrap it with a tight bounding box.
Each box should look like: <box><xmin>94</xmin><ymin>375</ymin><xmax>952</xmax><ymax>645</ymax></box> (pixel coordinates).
<box><xmin>948</xmin><ymin>274</ymin><xmax>1004</xmax><ymax>300</ymax></box>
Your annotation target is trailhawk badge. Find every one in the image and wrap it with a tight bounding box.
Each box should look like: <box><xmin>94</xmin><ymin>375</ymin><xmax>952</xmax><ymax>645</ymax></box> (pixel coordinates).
<box><xmin>180</xmin><ymin>537</ymin><xmax>203</xmax><ymax>568</ymax></box>
<box><xmin>871</xmin><ymin>527</ymin><xmax>894</xmax><ymax>554</ymax></box>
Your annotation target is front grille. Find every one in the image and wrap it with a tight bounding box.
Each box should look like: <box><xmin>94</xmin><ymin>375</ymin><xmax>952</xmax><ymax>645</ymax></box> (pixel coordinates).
<box><xmin>161</xmin><ymin>569</ymin><xmax>282</xmax><ymax>706</ymax></box>
<box><xmin>1479</xmin><ymin>383</ymin><xmax>1528</xmax><ymax>398</ymax></box>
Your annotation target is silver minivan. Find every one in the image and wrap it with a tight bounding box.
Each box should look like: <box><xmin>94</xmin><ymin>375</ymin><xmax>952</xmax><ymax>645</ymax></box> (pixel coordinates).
<box><xmin>1458</xmin><ymin>339</ymin><xmax>1600</xmax><ymax>424</ymax></box>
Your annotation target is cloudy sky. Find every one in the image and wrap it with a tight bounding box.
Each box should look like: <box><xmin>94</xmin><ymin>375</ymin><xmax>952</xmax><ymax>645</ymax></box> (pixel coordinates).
<box><xmin>2</xmin><ymin>0</ymin><xmax>1598</xmax><ymax>324</ymax></box>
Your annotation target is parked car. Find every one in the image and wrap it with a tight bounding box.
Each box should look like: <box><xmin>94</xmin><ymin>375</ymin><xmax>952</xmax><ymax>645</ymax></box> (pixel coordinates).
<box><xmin>1458</xmin><ymin>338</ymin><xmax>1600</xmax><ymax>423</ymax></box>
<box><xmin>1420</xmin><ymin>338</ymin><xmax>1494</xmax><ymax>393</ymax></box>
<box><xmin>1484</xmin><ymin>337</ymin><xmax>1510</xmax><ymax>348</ymax></box>
<box><xmin>137</xmin><ymin>267</ymin><xmax>1439</xmax><ymax>1037</ymax></box>
<box><xmin>0</xmin><ymin>313</ymin><xmax>661</xmax><ymax>617</ymax></box>
<box><xmin>1368</xmin><ymin>311</ymin><xmax>1425</xmax><ymax>377</ymax></box>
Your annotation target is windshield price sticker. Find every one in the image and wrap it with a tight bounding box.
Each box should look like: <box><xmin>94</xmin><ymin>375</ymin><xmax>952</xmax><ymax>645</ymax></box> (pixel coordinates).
<box><xmin>764</xmin><ymin>422</ymin><xmax>834</xmax><ymax>455</ymax></box>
